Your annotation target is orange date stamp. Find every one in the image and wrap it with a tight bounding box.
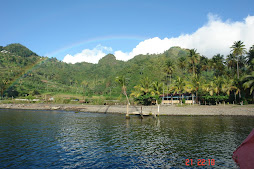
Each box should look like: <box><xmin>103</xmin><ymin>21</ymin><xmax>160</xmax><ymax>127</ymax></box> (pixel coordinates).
<box><xmin>185</xmin><ymin>159</ymin><xmax>215</xmax><ymax>166</ymax></box>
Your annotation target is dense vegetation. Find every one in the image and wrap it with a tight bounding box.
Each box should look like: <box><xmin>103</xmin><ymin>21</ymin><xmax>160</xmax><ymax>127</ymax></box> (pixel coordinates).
<box><xmin>0</xmin><ymin>42</ymin><xmax>253</xmax><ymax>105</ymax></box>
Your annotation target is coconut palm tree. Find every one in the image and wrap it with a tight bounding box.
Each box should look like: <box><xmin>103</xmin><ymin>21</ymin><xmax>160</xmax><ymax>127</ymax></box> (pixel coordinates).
<box><xmin>191</xmin><ymin>74</ymin><xmax>201</xmax><ymax>102</ymax></box>
<box><xmin>230</xmin><ymin>41</ymin><xmax>247</xmax><ymax>79</ymax></box>
<box><xmin>202</xmin><ymin>80</ymin><xmax>218</xmax><ymax>96</ymax></box>
<box><xmin>137</xmin><ymin>77</ymin><xmax>153</xmax><ymax>95</ymax></box>
<box><xmin>211</xmin><ymin>54</ymin><xmax>225</xmax><ymax>77</ymax></box>
<box><xmin>184</xmin><ymin>82</ymin><xmax>195</xmax><ymax>105</ymax></box>
<box><xmin>131</xmin><ymin>78</ymin><xmax>165</xmax><ymax>109</ymax></box>
<box><xmin>81</xmin><ymin>80</ymin><xmax>88</xmax><ymax>99</ymax></box>
<box><xmin>178</xmin><ymin>56</ymin><xmax>186</xmax><ymax>71</ymax></box>
<box><xmin>188</xmin><ymin>49</ymin><xmax>200</xmax><ymax>75</ymax></box>
<box><xmin>164</xmin><ymin>59</ymin><xmax>174</xmax><ymax>85</ymax></box>
<box><xmin>232</xmin><ymin>77</ymin><xmax>242</xmax><ymax>103</ymax></box>
<box><xmin>199</xmin><ymin>55</ymin><xmax>209</xmax><ymax>72</ymax></box>
<box><xmin>131</xmin><ymin>77</ymin><xmax>154</xmax><ymax>105</ymax></box>
<box><xmin>246</xmin><ymin>45</ymin><xmax>254</xmax><ymax>70</ymax></box>
<box><xmin>151</xmin><ymin>81</ymin><xmax>163</xmax><ymax>115</ymax></box>
<box><xmin>243</xmin><ymin>71</ymin><xmax>254</xmax><ymax>102</ymax></box>
<box><xmin>0</xmin><ymin>79</ymin><xmax>9</xmax><ymax>100</ymax></box>
<box><xmin>171</xmin><ymin>76</ymin><xmax>185</xmax><ymax>104</ymax></box>
<box><xmin>221</xmin><ymin>78</ymin><xmax>237</xmax><ymax>96</ymax></box>
<box><xmin>151</xmin><ymin>81</ymin><xmax>163</xmax><ymax>96</ymax></box>
<box><xmin>226</xmin><ymin>54</ymin><xmax>237</xmax><ymax>69</ymax></box>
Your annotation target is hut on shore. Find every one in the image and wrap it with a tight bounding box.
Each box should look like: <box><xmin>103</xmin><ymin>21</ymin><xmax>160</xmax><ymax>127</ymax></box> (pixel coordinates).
<box><xmin>160</xmin><ymin>93</ymin><xmax>195</xmax><ymax>104</ymax></box>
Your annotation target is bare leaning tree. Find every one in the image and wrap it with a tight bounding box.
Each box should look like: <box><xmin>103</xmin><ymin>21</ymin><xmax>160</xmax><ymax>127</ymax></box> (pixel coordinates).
<box><xmin>115</xmin><ymin>76</ymin><xmax>130</xmax><ymax>118</ymax></box>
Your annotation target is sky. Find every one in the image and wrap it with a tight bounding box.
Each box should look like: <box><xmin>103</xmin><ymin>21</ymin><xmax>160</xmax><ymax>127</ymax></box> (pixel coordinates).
<box><xmin>1</xmin><ymin>0</ymin><xmax>254</xmax><ymax>64</ymax></box>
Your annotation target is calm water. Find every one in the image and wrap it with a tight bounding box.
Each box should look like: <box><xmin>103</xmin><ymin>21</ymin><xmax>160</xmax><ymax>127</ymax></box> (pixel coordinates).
<box><xmin>0</xmin><ymin>109</ymin><xmax>253</xmax><ymax>168</ymax></box>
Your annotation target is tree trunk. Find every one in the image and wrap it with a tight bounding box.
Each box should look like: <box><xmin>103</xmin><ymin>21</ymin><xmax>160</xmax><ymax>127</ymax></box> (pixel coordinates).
<box><xmin>193</xmin><ymin>64</ymin><xmax>195</xmax><ymax>75</ymax></box>
<box><xmin>126</xmin><ymin>104</ymin><xmax>130</xmax><ymax>119</ymax></box>
<box><xmin>179</xmin><ymin>94</ymin><xmax>181</xmax><ymax>105</ymax></box>
<box><xmin>236</xmin><ymin>58</ymin><xmax>239</xmax><ymax>79</ymax></box>
<box><xmin>163</xmin><ymin>83</ymin><xmax>165</xmax><ymax>104</ymax></box>
<box><xmin>1</xmin><ymin>88</ymin><xmax>3</xmax><ymax>100</ymax></box>
<box><xmin>123</xmin><ymin>88</ymin><xmax>130</xmax><ymax>105</ymax></box>
<box><xmin>125</xmin><ymin>93</ymin><xmax>130</xmax><ymax>105</ymax></box>
<box><xmin>156</xmin><ymin>100</ymin><xmax>159</xmax><ymax>117</ymax></box>
<box><xmin>234</xmin><ymin>92</ymin><xmax>236</xmax><ymax>103</ymax></box>
<box><xmin>123</xmin><ymin>87</ymin><xmax>130</xmax><ymax>119</ymax></box>
<box><xmin>195</xmin><ymin>91</ymin><xmax>198</xmax><ymax>103</ymax></box>
<box><xmin>252</xmin><ymin>92</ymin><xmax>254</xmax><ymax>104</ymax></box>
<box><xmin>182</xmin><ymin>94</ymin><xmax>184</xmax><ymax>105</ymax></box>
<box><xmin>192</xmin><ymin>93</ymin><xmax>194</xmax><ymax>105</ymax></box>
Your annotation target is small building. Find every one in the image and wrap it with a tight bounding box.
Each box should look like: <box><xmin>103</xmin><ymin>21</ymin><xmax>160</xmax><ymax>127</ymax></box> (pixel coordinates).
<box><xmin>161</xmin><ymin>93</ymin><xmax>195</xmax><ymax>104</ymax></box>
<box><xmin>1</xmin><ymin>50</ymin><xmax>9</xmax><ymax>53</ymax></box>
<box><xmin>49</xmin><ymin>97</ymin><xmax>54</xmax><ymax>101</ymax></box>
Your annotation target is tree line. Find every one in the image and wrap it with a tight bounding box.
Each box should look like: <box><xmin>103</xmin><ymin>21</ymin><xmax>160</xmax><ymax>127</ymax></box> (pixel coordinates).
<box><xmin>119</xmin><ymin>41</ymin><xmax>254</xmax><ymax>105</ymax></box>
<box><xmin>0</xmin><ymin>42</ymin><xmax>253</xmax><ymax>105</ymax></box>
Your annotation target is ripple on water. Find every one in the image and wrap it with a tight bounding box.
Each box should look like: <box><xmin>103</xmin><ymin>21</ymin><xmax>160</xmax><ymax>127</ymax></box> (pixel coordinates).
<box><xmin>1</xmin><ymin>110</ymin><xmax>253</xmax><ymax>168</ymax></box>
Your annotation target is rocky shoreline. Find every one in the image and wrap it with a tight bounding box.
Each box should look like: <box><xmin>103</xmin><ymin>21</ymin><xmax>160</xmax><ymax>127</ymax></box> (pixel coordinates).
<box><xmin>0</xmin><ymin>103</ymin><xmax>254</xmax><ymax>116</ymax></box>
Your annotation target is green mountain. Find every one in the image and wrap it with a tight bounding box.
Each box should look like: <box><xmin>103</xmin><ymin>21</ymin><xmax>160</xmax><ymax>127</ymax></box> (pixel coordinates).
<box><xmin>3</xmin><ymin>43</ymin><xmax>38</xmax><ymax>57</ymax></box>
<box><xmin>0</xmin><ymin>44</ymin><xmax>189</xmax><ymax>97</ymax></box>
<box><xmin>0</xmin><ymin>43</ymin><xmax>253</xmax><ymax>104</ymax></box>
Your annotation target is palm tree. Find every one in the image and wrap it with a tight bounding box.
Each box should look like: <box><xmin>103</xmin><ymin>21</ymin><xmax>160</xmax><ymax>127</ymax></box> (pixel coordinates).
<box><xmin>199</xmin><ymin>56</ymin><xmax>209</xmax><ymax>72</ymax></box>
<box><xmin>171</xmin><ymin>76</ymin><xmax>185</xmax><ymax>104</ymax></box>
<box><xmin>134</xmin><ymin>77</ymin><xmax>153</xmax><ymax>95</ymax></box>
<box><xmin>116</xmin><ymin>76</ymin><xmax>130</xmax><ymax>118</ymax></box>
<box><xmin>246</xmin><ymin>45</ymin><xmax>254</xmax><ymax>65</ymax></box>
<box><xmin>164</xmin><ymin>59</ymin><xmax>174</xmax><ymax>85</ymax></box>
<box><xmin>246</xmin><ymin>45</ymin><xmax>254</xmax><ymax>71</ymax></box>
<box><xmin>178</xmin><ymin>56</ymin><xmax>186</xmax><ymax>71</ymax></box>
<box><xmin>151</xmin><ymin>81</ymin><xmax>163</xmax><ymax>115</ymax></box>
<box><xmin>188</xmin><ymin>49</ymin><xmax>200</xmax><ymax>75</ymax></box>
<box><xmin>191</xmin><ymin>74</ymin><xmax>201</xmax><ymax>103</ymax></box>
<box><xmin>115</xmin><ymin>76</ymin><xmax>130</xmax><ymax>105</ymax></box>
<box><xmin>151</xmin><ymin>81</ymin><xmax>163</xmax><ymax>96</ymax></box>
<box><xmin>131</xmin><ymin>77</ymin><xmax>155</xmax><ymax>106</ymax></box>
<box><xmin>239</xmin><ymin>55</ymin><xmax>247</xmax><ymax>69</ymax></box>
<box><xmin>81</xmin><ymin>80</ymin><xmax>88</xmax><ymax>99</ymax></box>
<box><xmin>185</xmin><ymin>82</ymin><xmax>195</xmax><ymax>105</ymax></box>
<box><xmin>230</xmin><ymin>41</ymin><xmax>247</xmax><ymax>79</ymax></box>
<box><xmin>232</xmin><ymin>77</ymin><xmax>242</xmax><ymax>103</ymax></box>
<box><xmin>243</xmin><ymin>71</ymin><xmax>254</xmax><ymax>102</ymax></box>
<box><xmin>226</xmin><ymin>54</ymin><xmax>236</xmax><ymax>69</ymax></box>
<box><xmin>202</xmin><ymin>80</ymin><xmax>218</xmax><ymax>96</ymax></box>
<box><xmin>221</xmin><ymin>78</ymin><xmax>237</xmax><ymax>96</ymax></box>
<box><xmin>69</xmin><ymin>79</ymin><xmax>73</xmax><ymax>86</ymax></box>
<box><xmin>211</xmin><ymin>54</ymin><xmax>225</xmax><ymax>77</ymax></box>
<box><xmin>0</xmin><ymin>79</ymin><xmax>9</xmax><ymax>100</ymax></box>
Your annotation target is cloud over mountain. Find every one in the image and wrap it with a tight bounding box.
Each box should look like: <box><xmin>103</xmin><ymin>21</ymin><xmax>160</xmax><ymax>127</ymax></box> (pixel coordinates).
<box><xmin>63</xmin><ymin>14</ymin><xmax>254</xmax><ymax>64</ymax></box>
<box><xmin>63</xmin><ymin>45</ymin><xmax>112</xmax><ymax>64</ymax></box>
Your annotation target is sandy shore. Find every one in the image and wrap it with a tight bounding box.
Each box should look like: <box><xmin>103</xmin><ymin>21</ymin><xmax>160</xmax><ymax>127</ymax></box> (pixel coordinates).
<box><xmin>0</xmin><ymin>103</ymin><xmax>254</xmax><ymax>116</ymax></box>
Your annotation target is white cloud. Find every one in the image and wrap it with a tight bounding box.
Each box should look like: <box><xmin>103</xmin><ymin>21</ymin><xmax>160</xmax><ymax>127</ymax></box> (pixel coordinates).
<box><xmin>63</xmin><ymin>14</ymin><xmax>254</xmax><ymax>64</ymax></box>
<box><xmin>62</xmin><ymin>45</ymin><xmax>112</xmax><ymax>64</ymax></box>
<box><xmin>115</xmin><ymin>14</ymin><xmax>254</xmax><ymax>60</ymax></box>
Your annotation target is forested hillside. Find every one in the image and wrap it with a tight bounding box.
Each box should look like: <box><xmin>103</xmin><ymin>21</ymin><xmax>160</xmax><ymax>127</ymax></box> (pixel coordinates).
<box><xmin>0</xmin><ymin>42</ymin><xmax>253</xmax><ymax>105</ymax></box>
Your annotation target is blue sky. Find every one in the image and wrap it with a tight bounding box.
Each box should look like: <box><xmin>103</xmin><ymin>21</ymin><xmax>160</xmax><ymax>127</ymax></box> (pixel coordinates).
<box><xmin>1</xmin><ymin>0</ymin><xmax>254</xmax><ymax>63</ymax></box>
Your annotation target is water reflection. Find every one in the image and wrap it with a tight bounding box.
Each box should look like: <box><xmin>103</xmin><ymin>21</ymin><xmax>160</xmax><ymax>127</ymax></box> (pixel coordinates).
<box><xmin>1</xmin><ymin>109</ymin><xmax>254</xmax><ymax>168</ymax></box>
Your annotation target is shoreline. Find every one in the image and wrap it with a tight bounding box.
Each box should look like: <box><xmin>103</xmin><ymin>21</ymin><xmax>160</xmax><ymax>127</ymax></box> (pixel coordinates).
<box><xmin>0</xmin><ymin>103</ymin><xmax>254</xmax><ymax>116</ymax></box>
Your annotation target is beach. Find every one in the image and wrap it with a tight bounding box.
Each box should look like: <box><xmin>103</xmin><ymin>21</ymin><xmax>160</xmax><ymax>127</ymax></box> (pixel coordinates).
<box><xmin>0</xmin><ymin>103</ymin><xmax>254</xmax><ymax>116</ymax></box>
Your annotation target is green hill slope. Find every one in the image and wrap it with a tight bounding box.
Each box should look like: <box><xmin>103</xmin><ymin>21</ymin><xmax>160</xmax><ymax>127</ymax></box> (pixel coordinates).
<box><xmin>1</xmin><ymin>43</ymin><xmax>252</xmax><ymax>105</ymax></box>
